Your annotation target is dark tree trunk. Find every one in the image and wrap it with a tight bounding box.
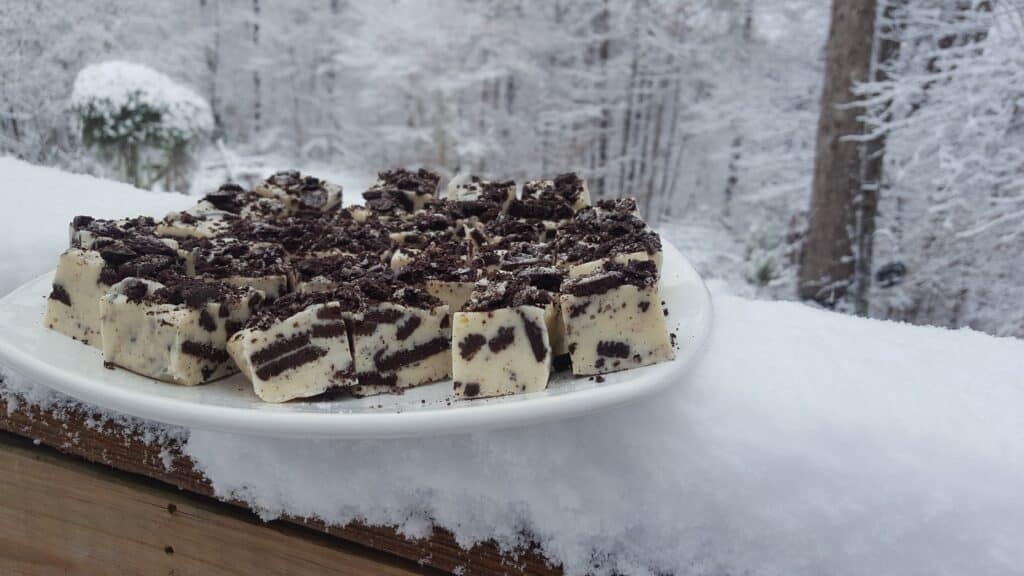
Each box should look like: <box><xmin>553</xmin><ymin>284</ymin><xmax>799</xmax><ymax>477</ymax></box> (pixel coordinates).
<box><xmin>799</xmin><ymin>1</ymin><xmax>880</xmax><ymax>308</ymax></box>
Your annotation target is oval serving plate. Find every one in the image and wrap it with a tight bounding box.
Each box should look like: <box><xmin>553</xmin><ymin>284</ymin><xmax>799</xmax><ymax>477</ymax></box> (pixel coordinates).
<box><xmin>0</xmin><ymin>240</ymin><xmax>711</xmax><ymax>438</ymax></box>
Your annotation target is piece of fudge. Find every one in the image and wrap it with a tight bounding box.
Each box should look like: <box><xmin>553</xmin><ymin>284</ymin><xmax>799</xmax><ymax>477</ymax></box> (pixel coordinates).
<box><xmin>382</xmin><ymin>209</ymin><xmax>461</xmax><ymax>250</ymax></box>
<box><xmin>69</xmin><ymin>215</ymin><xmax>159</xmax><ymax>249</ymax></box>
<box><xmin>481</xmin><ymin>215</ymin><xmax>553</xmax><ymax>244</ymax></box>
<box><xmin>452</xmin><ymin>276</ymin><xmax>553</xmax><ymax>399</ymax></box>
<box><xmin>346</xmin><ymin>276</ymin><xmax>451</xmax><ymax>396</ymax></box>
<box><xmin>446</xmin><ymin>175</ymin><xmax>516</xmax><ymax>214</ymax></box>
<box><xmin>186</xmin><ymin>238</ymin><xmax>291</xmax><ymax>300</ymax></box>
<box><xmin>45</xmin><ymin>233</ymin><xmax>186</xmax><ymax>347</ymax></box>
<box><xmin>555</xmin><ymin>202</ymin><xmax>663</xmax><ymax>277</ymax></box>
<box><xmin>559</xmin><ymin>260</ymin><xmax>673</xmax><ymax>376</ymax></box>
<box><xmin>202</xmin><ymin>182</ymin><xmax>289</xmax><ymax>221</ymax></box>
<box><xmin>156</xmin><ymin>202</ymin><xmax>238</xmax><ymax>239</ymax></box>
<box><xmin>228</xmin><ymin>288</ymin><xmax>361</xmax><ymax>402</ymax></box>
<box><xmin>362</xmin><ymin>168</ymin><xmax>440</xmax><ymax>215</ymax></box>
<box><xmin>99</xmin><ymin>277</ymin><xmax>262</xmax><ymax>385</ymax></box>
<box><xmin>275</xmin><ymin>216</ymin><xmax>393</xmax><ymax>260</ymax></box>
<box><xmin>395</xmin><ymin>242</ymin><xmax>478</xmax><ymax>312</ymax></box>
<box><xmin>253</xmin><ymin>170</ymin><xmax>342</xmax><ymax>214</ymax></box>
<box><xmin>521</xmin><ymin>172</ymin><xmax>591</xmax><ymax>212</ymax></box>
<box><xmin>289</xmin><ymin>253</ymin><xmax>387</xmax><ymax>294</ymax></box>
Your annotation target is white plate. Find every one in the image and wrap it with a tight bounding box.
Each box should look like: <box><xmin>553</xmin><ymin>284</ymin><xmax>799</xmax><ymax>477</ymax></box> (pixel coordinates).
<box><xmin>0</xmin><ymin>241</ymin><xmax>711</xmax><ymax>438</ymax></box>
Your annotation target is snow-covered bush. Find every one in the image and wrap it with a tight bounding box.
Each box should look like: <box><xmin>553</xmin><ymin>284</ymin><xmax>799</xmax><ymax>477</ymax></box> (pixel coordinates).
<box><xmin>69</xmin><ymin>61</ymin><xmax>213</xmax><ymax>192</ymax></box>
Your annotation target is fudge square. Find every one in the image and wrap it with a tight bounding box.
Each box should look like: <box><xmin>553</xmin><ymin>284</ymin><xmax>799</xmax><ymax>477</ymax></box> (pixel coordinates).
<box><xmin>452</xmin><ymin>276</ymin><xmax>554</xmax><ymax>400</ymax></box>
<box><xmin>363</xmin><ymin>168</ymin><xmax>441</xmax><ymax>215</ymax></box>
<box><xmin>185</xmin><ymin>237</ymin><xmax>291</xmax><ymax>300</ymax></box>
<box><xmin>45</xmin><ymin>233</ymin><xmax>186</xmax><ymax>347</ymax></box>
<box><xmin>228</xmin><ymin>288</ymin><xmax>362</xmax><ymax>403</ymax></box>
<box><xmin>99</xmin><ymin>277</ymin><xmax>262</xmax><ymax>386</ymax></box>
<box><xmin>347</xmin><ymin>276</ymin><xmax>451</xmax><ymax>397</ymax></box>
<box><xmin>559</xmin><ymin>260</ymin><xmax>674</xmax><ymax>376</ymax></box>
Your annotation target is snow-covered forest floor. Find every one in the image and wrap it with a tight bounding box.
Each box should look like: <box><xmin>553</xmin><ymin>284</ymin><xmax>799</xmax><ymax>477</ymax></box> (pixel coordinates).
<box><xmin>1</xmin><ymin>0</ymin><xmax>1022</xmax><ymax>337</ymax></box>
<box><xmin>2</xmin><ymin>158</ymin><xmax>1022</xmax><ymax>575</ymax></box>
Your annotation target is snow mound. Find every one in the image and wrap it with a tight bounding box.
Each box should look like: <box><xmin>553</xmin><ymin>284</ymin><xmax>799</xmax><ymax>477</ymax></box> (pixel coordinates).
<box><xmin>185</xmin><ymin>295</ymin><xmax>1024</xmax><ymax>575</ymax></box>
<box><xmin>69</xmin><ymin>60</ymin><xmax>214</xmax><ymax>140</ymax></box>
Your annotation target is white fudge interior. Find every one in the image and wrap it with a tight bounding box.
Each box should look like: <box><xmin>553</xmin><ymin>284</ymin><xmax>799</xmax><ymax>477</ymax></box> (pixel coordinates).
<box><xmin>228</xmin><ymin>302</ymin><xmax>354</xmax><ymax>402</ymax></box>
<box><xmin>452</xmin><ymin>305</ymin><xmax>551</xmax><ymax>399</ymax></box>
<box><xmin>560</xmin><ymin>269</ymin><xmax>674</xmax><ymax>376</ymax></box>
<box><xmin>44</xmin><ymin>249</ymin><xmax>107</xmax><ymax>347</ymax></box>
<box><xmin>348</xmin><ymin>302</ymin><xmax>451</xmax><ymax>396</ymax></box>
<box><xmin>99</xmin><ymin>278</ymin><xmax>258</xmax><ymax>386</ymax></box>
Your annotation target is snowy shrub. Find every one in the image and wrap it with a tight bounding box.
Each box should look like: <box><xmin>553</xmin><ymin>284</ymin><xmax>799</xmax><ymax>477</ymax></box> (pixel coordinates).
<box><xmin>69</xmin><ymin>61</ymin><xmax>213</xmax><ymax>192</ymax></box>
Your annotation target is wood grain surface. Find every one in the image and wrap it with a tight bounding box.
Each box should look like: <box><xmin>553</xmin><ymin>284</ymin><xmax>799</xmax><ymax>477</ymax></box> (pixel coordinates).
<box><xmin>0</xmin><ymin>394</ymin><xmax>559</xmax><ymax>576</ymax></box>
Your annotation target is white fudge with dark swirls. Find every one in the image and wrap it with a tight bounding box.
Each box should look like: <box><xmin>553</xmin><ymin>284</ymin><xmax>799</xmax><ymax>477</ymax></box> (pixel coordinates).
<box><xmin>228</xmin><ymin>290</ymin><xmax>359</xmax><ymax>402</ymax></box>
<box><xmin>346</xmin><ymin>280</ymin><xmax>451</xmax><ymax>397</ymax></box>
<box><xmin>559</xmin><ymin>260</ymin><xmax>673</xmax><ymax>375</ymax></box>
<box><xmin>99</xmin><ymin>277</ymin><xmax>261</xmax><ymax>385</ymax></box>
<box><xmin>452</xmin><ymin>277</ymin><xmax>553</xmax><ymax>399</ymax></box>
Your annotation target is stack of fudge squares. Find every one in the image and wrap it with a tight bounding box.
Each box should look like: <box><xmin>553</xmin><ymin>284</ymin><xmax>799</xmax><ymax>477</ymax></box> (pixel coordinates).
<box><xmin>44</xmin><ymin>168</ymin><xmax>675</xmax><ymax>402</ymax></box>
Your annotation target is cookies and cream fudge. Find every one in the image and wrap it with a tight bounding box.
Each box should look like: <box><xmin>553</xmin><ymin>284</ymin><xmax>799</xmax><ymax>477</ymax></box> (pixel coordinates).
<box><xmin>521</xmin><ymin>172</ymin><xmax>591</xmax><ymax>212</ymax></box>
<box><xmin>69</xmin><ymin>215</ymin><xmax>159</xmax><ymax>249</ymax></box>
<box><xmin>290</xmin><ymin>253</ymin><xmax>387</xmax><ymax>294</ymax></box>
<box><xmin>186</xmin><ymin>238</ymin><xmax>291</xmax><ymax>300</ymax></box>
<box><xmin>99</xmin><ymin>277</ymin><xmax>261</xmax><ymax>385</ymax></box>
<box><xmin>156</xmin><ymin>202</ymin><xmax>238</xmax><ymax>239</ymax></box>
<box><xmin>452</xmin><ymin>276</ymin><xmax>553</xmax><ymax>399</ymax></box>
<box><xmin>363</xmin><ymin>168</ymin><xmax>440</xmax><ymax>215</ymax></box>
<box><xmin>45</xmin><ymin>233</ymin><xmax>186</xmax><ymax>347</ymax></box>
<box><xmin>395</xmin><ymin>243</ymin><xmax>478</xmax><ymax>312</ymax></box>
<box><xmin>228</xmin><ymin>288</ymin><xmax>361</xmax><ymax>402</ymax></box>
<box><xmin>254</xmin><ymin>170</ymin><xmax>342</xmax><ymax>214</ymax></box>
<box><xmin>346</xmin><ymin>276</ymin><xmax>451</xmax><ymax>396</ymax></box>
<box><xmin>555</xmin><ymin>204</ymin><xmax>663</xmax><ymax>277</ymax></box>
<box><xmin>559</xmin><ymin>260</ymin><xmax>673</xmax><ymax>376</ymax></box>
<box><xmin>201</xmin><ymin>183</ymin><xmax>290</xmax><ymax>221</ymax></box>
<box><xmin>446</xmin><ymin>175</ymin><xmax>516</xmax><ymax>214</ymax></box>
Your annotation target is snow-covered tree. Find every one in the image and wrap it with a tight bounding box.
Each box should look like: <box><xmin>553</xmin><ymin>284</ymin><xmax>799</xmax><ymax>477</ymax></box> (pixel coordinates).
<box><xmin>69</xmin><ymin>61</ymin><xmax>213</xmax><ymax>191</ymax></box>
<box><xmin>855</xmin><ymin>0</ymin><xmax>1024</xmax><ymax>336</ymax></box>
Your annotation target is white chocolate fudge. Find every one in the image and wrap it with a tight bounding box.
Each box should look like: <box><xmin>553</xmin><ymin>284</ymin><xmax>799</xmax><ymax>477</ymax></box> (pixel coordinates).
<box><xmin>394</xmin><ymin>243</ymin><xmax>478</xmax><ymax>312</ymax></box>
<box><xmin>520</xmin><ymin>172</ymin><xmax>591</xmax><ymax>213</ymax></box>
<box><xmin>99</xmin><ymin>277</ymin><xmax>261</xmax><ymax>385</ymax></box>
<box><xmin>156</xmin><ymin>204</ymin><xmax>237</xmax><ymax>239</ymax></box>
<box><xmin>201</xmin><ymin>183</ymin><xmax>289</xmax><ymax>221</ymax></box>
<box><xmin>186</xmin><ymin>238</ymin><xmax>291</xmax><ymax>300</ymax></box>
<box><xmin>452</xmin><ymin>278</ymin><xmax>553</xmax><ymax>399</ymax></box>
<box><xmin>346</xmin><ymin>279</ymin><xmax>451</xmax><ymax>396</ymax></box>
<box><xmin>44</xmin><ymin>235</ymin><xmax>186</xmax><ymax>347</ymax></box>
<box><xmin>446</xmin><ymin>175</ymin><xmax>516</xmax><ymax>213</ymax></box>
<box><xmin>555</xmin><ymin>201</ymin><xmax>662</xmax><ymax>278</ymax></box>
<box><xmin>362</xmin><ymin>168</ymin><xmax>440</xmax><ymax>215</ymax></box>
<box><xmin>254</xmin><ymin>170</ymin><xmax>342</xmax><ymax>214</ymax></box>
<box><xmin>69</xmin><ymin>215</ymin><xmax>159</xmax><ymax>250</ymax></box>
<box><xmin>559</xmin><ymin>260</ymin><xmax>674</xmax><ymax>376</ymax></box>
<box><xmin>228</xmin><ymin>289</ymin><xmax>361</xmax><ymax>402</ymax></box>
<box><xmin>289</xmin><ymin>253</ymin><xmax>386</xmax><ymax>294</ymax></box>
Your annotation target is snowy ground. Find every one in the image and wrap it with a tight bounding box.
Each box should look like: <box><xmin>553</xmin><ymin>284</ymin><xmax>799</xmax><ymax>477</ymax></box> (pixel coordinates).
<box><xmin>2</xmin><ymin>158</ymin><xmax>1023</xmax><ymax>575</ymax></box>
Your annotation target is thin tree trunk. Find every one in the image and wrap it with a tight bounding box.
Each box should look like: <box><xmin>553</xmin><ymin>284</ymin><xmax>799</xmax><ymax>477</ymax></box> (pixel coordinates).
<box><xmin>251</xmin><ymin>0</ymin><xmax>261</xmax><ymax>140</ymax></box>
<box><xmin>798</xmin><ymin>0</ymin><xmax>879</xmax><ymax>308</ymax></box>
<box><xmin>854</xmin><ymin>1</ymin><xmax>901</xmax><ymax>315</ymax></box>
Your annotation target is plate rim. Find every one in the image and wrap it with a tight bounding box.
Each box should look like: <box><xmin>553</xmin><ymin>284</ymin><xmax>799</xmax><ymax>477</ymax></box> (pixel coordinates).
<box><xmin>0</xmin><ymin>244</ymin><xmax>712</xmax><ymax>438</ymax></box>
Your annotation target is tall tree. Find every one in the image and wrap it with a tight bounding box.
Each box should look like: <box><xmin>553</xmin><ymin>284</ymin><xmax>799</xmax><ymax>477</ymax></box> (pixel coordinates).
<box><xmin>799</xmin><ymin>1</ymin><xmax>881</xmax><ymax>309</ymax></box>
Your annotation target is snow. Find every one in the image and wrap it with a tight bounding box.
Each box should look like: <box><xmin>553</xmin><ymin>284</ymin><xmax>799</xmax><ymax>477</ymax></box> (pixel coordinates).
<box><xmin>3</xmin><ymin>159</ymin><xmax>1024</xmax><ymax>575</ymax></box>
<box><xmin>0</xmin><ymin>156</ymin><xmax>192</xmax><ymax>296</ymax></box>
<box><xmin>69</xmin><ymin>60</ymin><xmax>214</xmax><ymax>139</ymax></box>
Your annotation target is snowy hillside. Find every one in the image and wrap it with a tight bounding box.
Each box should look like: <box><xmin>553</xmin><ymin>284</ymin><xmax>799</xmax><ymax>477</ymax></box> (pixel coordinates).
<box><xmin>2</xmin><ymin>159</ymin><xmax>1022</xmax><ymax>575</ymax></box>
